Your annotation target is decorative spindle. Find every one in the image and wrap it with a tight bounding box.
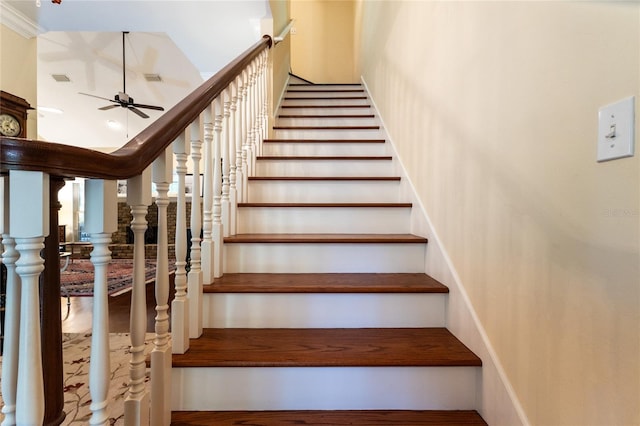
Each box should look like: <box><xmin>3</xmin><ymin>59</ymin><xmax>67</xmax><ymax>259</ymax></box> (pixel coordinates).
<box><xmin>229</xmin><ymin>81</ymin><xmax>239</xmax><ymax>235</ymax></box>
<box><xmin>221</xmin><ymin>87</ymin><xmax>231</xmax><ymax>237</ymax></box>
<box><xmin>124</xmin><ymin>169</ymin><xmax>152</xmax><ymax>425</ymax></box>
<box><xmin>234</xmin><ymin>76</ymin><xmax>245</xmax><ymax>204</ymax></box>
<box><xmin>212</xmin><ymin>96</ymin><xmax>224</xmax><ymax>278</ymax></box>
<box><xmin>172</xmin><ymin>132</ymin><xmax>191</xmax><ymax>353</ymax></box>
<box><xmin>188</xmin><ymin>120</ymin><xmax>203</xmax><ymax>338</ymax></box>
<box><xmin>85</xmin><ymin>179</ymin><xmax>118</xmax><ymax>426</ymax></box>
<box><xmin>151</xmin><ymin>150</ymin><xmax>173</xmax><ymax>426</ymax></box>
<box><xmin>201</xmin><ymin>108</ymin><xmax>214</xmax><ymax>284</ymax></box>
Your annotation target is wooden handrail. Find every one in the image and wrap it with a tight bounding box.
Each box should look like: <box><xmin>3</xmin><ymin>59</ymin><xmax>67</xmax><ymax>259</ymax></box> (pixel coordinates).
<box><xmin>0</xmin><ymin>35</ymin><xmax>272</xmax><ymax>180</ymax></box>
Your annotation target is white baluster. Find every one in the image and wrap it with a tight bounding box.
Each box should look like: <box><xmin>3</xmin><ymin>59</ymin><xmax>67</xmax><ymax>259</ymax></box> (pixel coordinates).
<box><xmin>234</xmin><ymin>76</ymin><xmax>245</xmax><ymax>205</ymax></box>
<box><xmin>229</xmin><ymin>81</ymin><xmax>239</xmax><ymax>235</ymax></box>
<box><xmin>1</xmin><ymin>176</ymin><xmax>19</xmax><ymax>426</ymax></box>
<box><xmin>85</xmin><ymin>179</ymin><xmax>118</xmax><ymax>426</ymax></box>
<box><xmin>221</xmin><ymin>87</ymin><xmax>231</xmax><ymax>237</ymax></box>
<box><xmin>213</xmin><ymin>96</ymin><xmax>224</xmax><ymax>278</ymax></box>
<box><xmin>244</xmin><ymin>68</ymin><xmax>254</xmax><ymax>179</ymax></box>
<box><xmin>124</xmin><ymin>168</ymin><xmax>151</xmax><ymax>425</ymax></box>
<box><xmin>201</xmin><ymin>107</ymin><xmax>214</xmax><ymax>284</ymax></box>
<box><xmin>248</xmin><ymin>61</ymin><xmax>258</xmax><ymax>176</ymax></box>
<box><xmin>262</xmin><ymin>50</ymin><xmax>270</xmax><ymax>144</ymax></box>
<box><xmin>258</xmin><ymin>52</ymin><xmax>267</xmax><ymax>152</ymax></box>
<box><xmin>151</xmin><ymin>149</ymin><xmax>173</xmax><ymax>426</ymax></box>
<box><xmin>241</xmin><ymin>70</ymin><xmax>251</xmax><ymax>197</ymax></box>
<box><xmin>188</xmin><ymin>119</ymin><xmax>203</xmax><ymax>338</ymax></box>
<box><xmin>10</xmin><ymin>170</ymin><xmax>48</xmax><ymax>426</ymax></box>
<box><xmin>172</xmin><ymin>131</ymin><xmax>191</xmax><ymax>354</ymax></box>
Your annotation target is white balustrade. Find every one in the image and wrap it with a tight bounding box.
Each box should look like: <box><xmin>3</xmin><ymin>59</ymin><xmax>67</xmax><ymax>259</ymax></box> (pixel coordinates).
<box><xmin>222</xmin><ymin>87</ymin><xmax>231</xmax><ymax>238</ymax></box>
<box><xmin>172</xmin><ymin>131</ymin><xmax>191</xmax><ymax>353</ymax></box>
<box><xmin>213</xmin><ymin>97</ymin><xmax>224</xmax><ymax>278</ymax></box>
<box><xmin>124</xmin><ymin>168</ymin><xmax>152</xmax><ymax>425</ymax></box>
<box><xmin>85</xmin><ymin>179</ymin><xmax>118</xmax><ymax>426</ymax></box>
<box><xmin>188</xmin><ymin>118</ymin><xmax>204</xmax><ymax>338</ymax></box>
<box><xmin>1</xmin><ymin>176</ymin><xmax>19</xmax><ymax>426</ymax></box>
<box><xmin>151</xmin><ymin>149</ymin><xmax>173</xmax><ymax>426</ymax></box>
<box><xmin>202</xmin><ymin>108</ymin><xmax>214</xmax><ymax>285</ymax></box>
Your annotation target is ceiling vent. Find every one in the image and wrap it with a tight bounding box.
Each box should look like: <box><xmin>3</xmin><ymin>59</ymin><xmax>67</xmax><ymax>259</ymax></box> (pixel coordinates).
<box><xmin>144</xmin><ymin>74</ymin><xmax>162</xmax><ymax>82</ymax></box>
<box><xmin>51</xmin><ymin>74</ymin><xmax>71</xmax><ymax>82</ymax></box>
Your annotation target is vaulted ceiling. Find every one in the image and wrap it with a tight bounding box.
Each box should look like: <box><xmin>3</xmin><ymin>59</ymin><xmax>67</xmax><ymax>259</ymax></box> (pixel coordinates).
<box><xmin>2</xmin><ymin>0</ymin><xmax>270</xmax><ymax>149</ymax></box>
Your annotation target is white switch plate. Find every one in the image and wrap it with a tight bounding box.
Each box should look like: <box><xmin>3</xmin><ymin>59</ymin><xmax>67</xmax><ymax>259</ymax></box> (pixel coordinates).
<box><xmin>597</xmin><ymin>96</ymin><xmax>635</xmax><ymax>162</ymax></box>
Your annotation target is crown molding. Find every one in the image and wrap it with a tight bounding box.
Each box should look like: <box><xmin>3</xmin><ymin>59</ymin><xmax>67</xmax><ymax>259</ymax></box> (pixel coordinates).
<box><xmin>0</xmin><ymin>2</ymin><xmax>43</xmax><ymax>38</ymax></box>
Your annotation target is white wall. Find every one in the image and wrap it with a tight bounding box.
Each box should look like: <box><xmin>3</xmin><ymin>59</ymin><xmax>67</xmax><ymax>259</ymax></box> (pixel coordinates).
<box><xmin>358</xmin><ymin>2</ymin><xmax>639</xmax><ymax>425</ymax></box>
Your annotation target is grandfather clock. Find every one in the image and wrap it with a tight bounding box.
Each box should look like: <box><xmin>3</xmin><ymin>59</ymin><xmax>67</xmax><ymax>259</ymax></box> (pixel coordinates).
<box><xmin>0</xmin><ymin>90</ymin><xmax>33</xmax><ymax>138</ymax></box>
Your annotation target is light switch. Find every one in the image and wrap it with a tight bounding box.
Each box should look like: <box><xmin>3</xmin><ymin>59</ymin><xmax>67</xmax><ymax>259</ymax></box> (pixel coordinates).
<box><xmin>597</xmin><ymin>96</ymin><xmax>635</xmax><ymax>162</ymax></box>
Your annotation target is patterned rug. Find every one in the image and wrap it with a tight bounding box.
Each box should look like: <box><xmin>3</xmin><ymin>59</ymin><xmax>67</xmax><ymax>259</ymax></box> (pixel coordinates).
<box><xmin>60</xmin><ymin>259</ymin><xmax>173</xmax><ymax>297</ymax></box>
<box><xmin>0</xmin><ymin>332</ymin><xmax>156</xmax><ymax>425</ymax></box>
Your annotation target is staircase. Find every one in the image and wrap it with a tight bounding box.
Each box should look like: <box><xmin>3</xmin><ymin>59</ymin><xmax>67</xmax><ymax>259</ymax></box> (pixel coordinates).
<box><xmin>170</xmin><ymin>81</ymin><xmax>487</xmax><ymax>425</ymax></box>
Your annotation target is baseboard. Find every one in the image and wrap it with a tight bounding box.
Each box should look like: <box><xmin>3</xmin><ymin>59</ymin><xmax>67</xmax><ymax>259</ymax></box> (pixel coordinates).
<box><xmin>361</xmin><ymin>76</ymin><xmax>530</xmax><ymax>426</ymax></box>
<box><xmin>288</xmin><ymin>72</ymin><xmax>315</xmax><ymax>85</ymax></box>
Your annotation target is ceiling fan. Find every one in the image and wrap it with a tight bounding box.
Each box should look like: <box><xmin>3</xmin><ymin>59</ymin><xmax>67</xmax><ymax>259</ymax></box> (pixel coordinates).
<box><xmin>79</xmin><ymin>32</ymin><xmax>164</xmax><ymax>119</ymax></box>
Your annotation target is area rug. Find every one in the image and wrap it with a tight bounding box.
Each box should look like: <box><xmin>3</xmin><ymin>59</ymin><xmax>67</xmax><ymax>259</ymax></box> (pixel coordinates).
<box><xmin>60</xmin><ymin>259</ymin><xmax>174</xmax><ymax>297</ymax></box>
<box><xmin>0</xmin><ymin>332</ymin><xmax>156</xmax><ymax>425</ymax></box>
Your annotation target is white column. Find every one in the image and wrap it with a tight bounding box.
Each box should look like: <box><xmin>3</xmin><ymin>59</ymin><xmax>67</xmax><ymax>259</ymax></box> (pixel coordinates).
<box><xmin>221</xmin><ymin>87</ymin><xmax>231</xmax><ymax>237</ymax></box>
<box><xmin>10</xmin><ymin>170</ymin><xmax>48</xmax><ymax>426</ymax></box>
<box><xmin>151</xmin><ymin>149</ymin><xmax>173</xmax><ymax>426</ymax></box>
<box><xmin>85</xmin><ymin>179</ymin><xmax>118</xmax><ymax>426</ymax></box>
<box><xmin>188</xmin><ymin>119</ymin><xmax>203</xmax><ymax>338</ymax></box>
<box><xmin>172</xmin><ymin>131</ymin><xmax>191</xmax><ymax>354</ymax></box>
<box><xmin>124</xmin><ymin>168</ymin><xmax>152</xmax><ymax>426</ymax></box>
<box><xmin>213</xmin><ymin>96</ymin><xmax>224</xmax><ymax>278</ymax></box>
<box><xmin>1</xmin><ymin>176</ymin><xmax>19</xmax><ymax>426</ymax></box>
<box><xmin>229</xmin><ymin>81</ymin><xmax>239</xmax><ymax>236</ymax></box>
<box><xmin>234</xmin><ymin>76</ymin><xmax>245</xmax><ymax>205</ymax></box>
<box><xmin>201</xmin><ymin>107</ymin><xmax>214</xmax><ymax>284</ymax></box>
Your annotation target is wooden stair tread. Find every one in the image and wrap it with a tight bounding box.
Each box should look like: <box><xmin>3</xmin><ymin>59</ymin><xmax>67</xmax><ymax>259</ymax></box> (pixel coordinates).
<box><xmin>287</xmin><ymin>89</ymin><xmax>366</xmax><ymax>93</ymax></box>
<box><xmin>257</xmin><ymin>155</ymin><xmax>392</xmax><ymax>160</ymax></box>
<box><xmin>248</xmin><ymin>176</ymin><xmax>400</xmax><ymax>181</ymax></box>
<box><xmin>238</xmin><ymin>202</ymin><xmax>411</xmax><ymax>207</ymax></box>
<box><xmin>289</xmin><ymin>83</ymin><xmax>362</xmax><ymax>87</ymax></box>
<box><xmin>172</xmin><ymin>328</ymin><xmax>482</xmax><ymax>368</ymax></box>
<box><xmin>284</xmin><ymin>96</ymin><xmax>368</xmax><ymax>100</ymax></box>
<box><xmin>264</xmin><ymin>138</ymin><xmax>384</xmax><ymax>143</ymax></box>
<box><xmin>223</xmin><ymin>234</ymin><xmax>427</xmax><ymax>244</ymax></box>
<box><xmin>205</xmin><ymin>273</ymin><xmax>448</xmax><ymax>294</ymax></box>
<box><xmin>171</xmin><ymin>409</ymin><xmax>487</xmax><ymax>425</ymax></box>
<box><xmin>274</xmin><ymin>125</ymin><xmax>379</xmax><ymax>130</ymax></box>
<box><xmin>278</xmin><ymin>114</ymin><xmax>375</xmax><ymax>118</ymax></box>
<box><xmin>281</xmin><ymin>105</ymin><xmax>372</xmax><ymax>108</ymax></box>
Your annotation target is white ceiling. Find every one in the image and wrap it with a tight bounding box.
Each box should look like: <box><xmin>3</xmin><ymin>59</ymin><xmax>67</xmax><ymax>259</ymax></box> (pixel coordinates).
<box><xmin>2</xmin><ymin>0</ymin><xmax>271</xmax><ymax>149</ymax></box>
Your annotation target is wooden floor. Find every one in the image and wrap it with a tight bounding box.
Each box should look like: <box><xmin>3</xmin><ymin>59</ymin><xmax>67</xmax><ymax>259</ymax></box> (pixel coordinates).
<box><xmin>171</xmin><ymin>409</ymin><xmax>488</xmax><ymax>425</ymax></box>
<box><xmin>61</xmin><ymin>274</ymin><xmax>172</xmax><ymax>333</ymax></box>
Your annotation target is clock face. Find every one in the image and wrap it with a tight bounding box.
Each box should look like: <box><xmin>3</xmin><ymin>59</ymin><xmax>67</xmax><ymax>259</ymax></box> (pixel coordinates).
<box><xmin>0</xmin><ymin>113</ymin><xmax>21</xmax><ymax>137</ymax></box>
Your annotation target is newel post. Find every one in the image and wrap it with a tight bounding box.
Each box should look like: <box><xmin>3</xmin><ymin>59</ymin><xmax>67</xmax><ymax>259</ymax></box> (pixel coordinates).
<box><xmin>10</xmin><ymin>170</ymin><xmax>49</xmax><ymax>425</ymax></box>
<box><xmin>124</xmin><ymin>167</ymin><xmax>152</xmax><ymax>425</ymax></box>
<box><xmin>85</xmin><ymin>179</ymin><xmax>118</xmax><ymax>426</ymax></box>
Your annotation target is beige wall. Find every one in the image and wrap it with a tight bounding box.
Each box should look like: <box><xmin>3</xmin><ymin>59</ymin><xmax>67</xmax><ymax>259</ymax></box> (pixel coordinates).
<box><xmin>291</xmin><ymin>0</ymin><xmax>358</xmax><ymax>83</ymax></box>
<box><xmin>0</xmin><ymin>24</ymin><xmax>37</xmax><ymax>138</ymax></box>
<box><xmin>269</xmin><ymin>0</ymin><xmax>292</xmax><ymax>114</ymax></box>
<box><xmin>359</xmin><ymin>2</ymin><xmax>639</xmax><ymax>426</ymax></box>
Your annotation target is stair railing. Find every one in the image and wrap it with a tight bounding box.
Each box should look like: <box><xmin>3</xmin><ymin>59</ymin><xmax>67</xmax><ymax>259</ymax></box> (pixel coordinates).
<box><xmin>0</xmin><ymin>35</ymin><xmax>272</xmax><ymax>426</ymax></box>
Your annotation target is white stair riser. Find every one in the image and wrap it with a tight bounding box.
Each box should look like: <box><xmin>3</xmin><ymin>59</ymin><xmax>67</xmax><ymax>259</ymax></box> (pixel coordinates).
<box><xmin>277</xmin><ymin>117</ymin><xmax>377</xmax><ymax>126</ymax></box>
<box><xmin>263</xmin><ymin>142</ymin><xmax>388</xmax><ymax>156</ymax></box>
<box><xmin>202</xmin><ymin>293</ymin><xmax>446</xmax><ymax>328</ymax></box>
<box><xmin>172</xmin><ymin>366</ymin><xmax>479</xmax><ymax>411</ymax></box>
<box><xmin>247</xmin><ymin>181</ymin><xmax>402</xmax><ymax>203</ymax></box>
<box><xmin>238</xmin><ymin>207</ymin><xmax>411</xmax><ymax>233</ymax></box>
<box><xmin>273</xmin><ymin>129</ymin><xmax>381</xmax><ymax>140</ymax></box>
<box><xmin>223</xmin><ymin>243</ymin><xmax>426</xmax><ymax>273</ymax></box>
<box><xmin>256</xmin><ymin>159</ymin><xmax>394</xmax><ymax>177</ymax></box>
<box><xmin>282</xmin><ymin>98</ymin><xmax>369</xmax><ymax>106</ymax></box>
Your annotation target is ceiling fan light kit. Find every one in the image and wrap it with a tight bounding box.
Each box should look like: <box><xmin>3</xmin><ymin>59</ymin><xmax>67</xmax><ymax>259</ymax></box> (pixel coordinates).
<box><xmin>79</xmin><ymin>31</ymin><xmax>165</xmax><ymax>119</ymax></box>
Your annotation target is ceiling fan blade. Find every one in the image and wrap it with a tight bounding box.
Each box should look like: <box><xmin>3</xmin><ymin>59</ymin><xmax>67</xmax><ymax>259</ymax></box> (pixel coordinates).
<box><xmin>130</xmin><ymin>102</ymin><xmax>165</xmax><ymax>111</ymax></box>
<box><xmin>79</xmin><ymin>92</ymin><xmax>115</xmax><ymax>102</ymax></box>
<box><xmin>98</xmin><ymin>104</ymin><xmax>120</xmax><ymax>111</ymax></box>
<box><xmin>128</xmin><ymin>106</ymin><xmax>149</xmax><ymax>119</ymax></box>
